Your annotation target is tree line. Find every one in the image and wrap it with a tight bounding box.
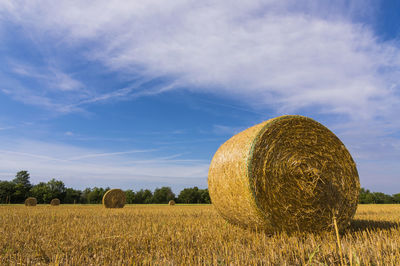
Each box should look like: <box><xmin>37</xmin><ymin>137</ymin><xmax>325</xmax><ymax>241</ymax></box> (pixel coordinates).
<box><xmin>359</xmin><ymin>188</ymin><xmax>400</xmax><ymax>204</ymax></box>
<box><xmin>2</xmin><ymin>171</ymin><xmax>399</xmax><ymax>205</ymax></box>
<box><xmin>0</xmin><ymin>171</ymin><xmax>210</xmax><ymax>204</ymax></box>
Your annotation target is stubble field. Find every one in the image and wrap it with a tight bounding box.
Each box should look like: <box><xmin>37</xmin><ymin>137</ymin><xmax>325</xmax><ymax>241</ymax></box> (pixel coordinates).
<box><xmin>1</xmin><ymin>204</ymin><xmax>400</xmax><ymax>265</ymax></box>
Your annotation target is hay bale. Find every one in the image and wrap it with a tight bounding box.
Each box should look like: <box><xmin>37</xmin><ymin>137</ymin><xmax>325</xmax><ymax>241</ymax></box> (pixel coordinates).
<box><xmin>169</xmin><ymin>200</ymin><xmax>176</xmax><ymax>206</ymax></box>
<box><xmin>102</xmin><ymin>189</ymin><xmax>126</xmax><ymax>208</ymax></box>
<box><xmin>25</xmin><ymin>197</ymin><xmax>37</xmax><ymax>206</ymax></box>
<box><xmin>208</xmin><ymin>115</ymin><xmax>359</xmax><ymax>233</ymax></box>
<box><xmin>50</xmin><ymin>198</ymin><xmax>60</xmax><ymax>206</ymax></box>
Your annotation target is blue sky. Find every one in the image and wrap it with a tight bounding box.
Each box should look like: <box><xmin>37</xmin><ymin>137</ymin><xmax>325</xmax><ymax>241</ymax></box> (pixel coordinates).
<box><xmin>0</xmin><ymin>0</ymin><xmax>399</xmax><ymax>193</ymax></box>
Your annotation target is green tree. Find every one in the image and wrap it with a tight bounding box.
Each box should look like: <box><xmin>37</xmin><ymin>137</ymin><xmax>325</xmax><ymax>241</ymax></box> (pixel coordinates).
<box><xmin>13</xmin><ymin>171</ymin><xmax>31</xmax><ymax>188</ymax></box>
<box><xmin>359</xmin><ymin>188</ymin><xmax>370</xmax><ymax>204</ymax></box>
<box><xmin>64</xmin><ymin>188</ymin><xmax>82</xmax><ymax>203</ymax></box>
<box><xmin>46</xmin><ymin>179</ymin><xmax>66</xmax><ymax>202</ymax></box>
<box><xmin>30</xmin><ymin>182</ymin><xmax>49</xmax><ymax>203</ymax></box>
<box><xmin>0</xmin><ymin>181</ymin><xmax>15</xmax><ymax>203</ymax></box>
<box><xmin>152</xmin><ymin>187</ymin><xmax>175</xmax><ymax>204</ymax></box>
<box><xmin>87</xmin><ymin>187</ymin><xmax>109</xmax><ymax>204</ymax></box>
<box><xmin>178</xmin><ymin>187</ymin><xmax>200</xmax><ymax>203</ymax></box>
<box><xmin>359</xmin><ymin>188</ymin><xmax>395</xmax><ymax>204</ymax></box>
<box><xmin>12</xmin><ymin>171</ymin><xmax>32</xmax><ymax>203</ymax></box>
<box><xmin>143</xmin><ymin>189</ymin><xmax>153</xmax><ymax>203</ymax></box>
<box><xmin>134</xmin><ymin>189</ymin><xmax>153</xmax><ymax>204</ymax></box>
<box><xmin>372</xmin><ymin>192</ymin><xmax>393</xmax><ymax>204</ymax></box>
<box><xmin>383</xmin><ymin>194</ymin><xmax>394</xmax><ymax>204</ymax></box>
<box><xmin>29</xmin><ymin>179</ymin><xmax>67</xmax><ymax>203</ymax></box>
<box><xmin>125</xmin><ymin>190</ymin><xmax>136</xmax><ymax>204</ymax></box>
<box><xmin>393</xmin><ymin>193</ymin><xmax>400</xmax><ymax>203</ymax></box>
<box><xmin>199</xmin><ymin>188</ymin><xmax>211</xmax><ymax>204</ymax></box>
<box><xmin>80</xmin><ymin>188</ymin><xmax>92</xmax><ymax>204</ymax></box>
<box><xmin>365</xmin><ymin>192</ymin><xmax>376</xmax><ymax>204</ymax></box>
<box><xmin>177</xmin><ymin>187</ymin><xmax>210</xmax><ymax>204</ymax></box>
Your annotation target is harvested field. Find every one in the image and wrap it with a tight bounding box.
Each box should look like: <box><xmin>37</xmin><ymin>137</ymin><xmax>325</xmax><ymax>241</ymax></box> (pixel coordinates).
<box><xmin>1</xmin><ymin>204</ymin><xmax>400</xmax><ymax>265</ymax></box>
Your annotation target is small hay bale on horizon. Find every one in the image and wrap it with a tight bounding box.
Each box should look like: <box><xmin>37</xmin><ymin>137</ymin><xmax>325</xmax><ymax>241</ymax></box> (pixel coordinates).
<box><xmin>50</xmin><ymin>198</ymin><xmax>60</xmax><ymax>206</ymax></box>
<box><xmin>208</xmin><ymin>115</ymin><xmax>360</xmax><ymax>234</ymax></box>
<box><xmin>168</xmin><ymin>200</ymin><xmax>176</xmax><ymax>206</ymax></box>
<box><xmin>25</xmin><ymin>197</ymin><xmax>37</xmax><ymax>206</ymax></box>
<box><xmin>102</xmin><ymin>189</ymin><xmax>126</xmax><ymax>208</ymax></box>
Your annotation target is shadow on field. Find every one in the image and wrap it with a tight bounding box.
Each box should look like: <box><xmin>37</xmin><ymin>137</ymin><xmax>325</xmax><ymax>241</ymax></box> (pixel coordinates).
<box><xmin>347</xmin><ymin>219</ymin><xmax>400</xmax><ymax>232</ymax></box>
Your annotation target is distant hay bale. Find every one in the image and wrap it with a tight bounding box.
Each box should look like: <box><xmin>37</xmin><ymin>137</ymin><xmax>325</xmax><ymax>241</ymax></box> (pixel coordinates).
<box><xmin>208</xmin><ymin>115</ymin><xmax>360</xmax><ymax>233</ymax></box>
<box><xmin>25</xmin><ymin>197</ymin><xmax>37</xmax><ymax>206</ymax></box>
<box><xmin>50</xmin><ymin>198</ymin><xmax>60</xmax><ymax>206</ymax></box>
<box><xmin>102</xmin><ymin>189</ymin><xmax>126</xmax><ymax>208</ymax></box>
<box><xmin>169</xmin><ymin>200</ymin><xmax>176</xmax><ymax>206</ymax></box>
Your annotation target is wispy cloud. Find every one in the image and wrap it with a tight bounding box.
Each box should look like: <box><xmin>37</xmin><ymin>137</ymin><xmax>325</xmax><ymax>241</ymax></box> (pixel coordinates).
<box><xmin>0</xmin><ymin>84</ymin><xmax>85</xmax><ymax>114</ymax></box>
<box><xmin>67</xmin><ymin>149</ymin><xmax>158</xmax><ymax>161</ymax></box>
<box><xmin>0</xmin><ymin>126</ymin><xmax>14</xmax><ymax>131</ymax></box>
<box><xmin>1</xmin><ymin>1</ymin><xmax>400</xmax><ymax>191</ymax></box>
<box><xmin>0</xmin><ymin>60</ymin><xmax>88</xmax><ymax>113</ymax></box>
<box><xmin>10</xmin><ymin>61</ymin><xmax>85</xmax><ymax>92</ymax></box>
<box><xmin>1</xmin><ymin>58</ymin><xmax>177</xmax><ymax>114</ymax></box>
<box><xmin>1</xmin><ymin>1</ymin><xmax>399</xmax><ymax>119</ymax></box>
<box><xmin>0</xmin><ymin>138</ymin><xmax>209</xmax><ymax>190</ymax></box>
<box><xmin>0</xmin><ymin>150</ymin><xmax>68</xmax><ymax>163</ymax></box>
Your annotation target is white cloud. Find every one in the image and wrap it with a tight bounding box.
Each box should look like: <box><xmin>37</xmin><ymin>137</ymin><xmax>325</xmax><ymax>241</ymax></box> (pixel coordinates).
<box><xmin>10</xmin><ymin>61</ymin><xmax>84</xmax><ymax>92</ymax></box>
<box><xmin>66</xmin><ymin>149</ymin><xmax>158</xmax><ymax>161</ymax></box>
<box><xmin>0</xmin><ymin>138</ymin><xmax>209</xmax><ymax>190</ymax></box>
<box><xmin>1</xmin><ymin>1</ymin><xmax>400</xmax><ymax>190</ymax></box>
<box><xmin>0</xmin><ymin>126</ymin><xmax>14</xmax><ymax>131</ymax></box>
<box><xmin>0</xmin><ymin>60</ymin><xmax>89</xmax><ymax>113</ymax></box>
<box><xmin>1</xmin><ymin>1</ymin><xmax>399</xmax><ymax>119</ymax></box>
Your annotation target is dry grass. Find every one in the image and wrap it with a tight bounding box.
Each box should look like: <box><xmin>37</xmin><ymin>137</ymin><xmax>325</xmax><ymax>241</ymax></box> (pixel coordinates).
<box><xmin>1</xmin><ymin>204</ymin><xmax>400</xmax><ymax>265</ymax></box>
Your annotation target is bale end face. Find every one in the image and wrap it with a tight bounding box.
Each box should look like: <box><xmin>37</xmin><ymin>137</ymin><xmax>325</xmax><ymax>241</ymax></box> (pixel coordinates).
<box><xmin>168</xmin><ymin>200</ymin><xmax>176</xmax><ymax>206</ymax></box>
<box><xmin>102</xmin><ymin>189</ymin><xmax>126</xmax><ymax>208</ymax></box>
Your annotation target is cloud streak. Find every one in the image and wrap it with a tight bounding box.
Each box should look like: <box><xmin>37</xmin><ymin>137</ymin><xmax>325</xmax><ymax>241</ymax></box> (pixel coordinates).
<box><xmin>0</xmin><ymin>138</ymin><xmax>209</xmax><ymax>190</ymax></box>
<box><xmin>1</xmin><ymin>1</ymin><xmax>400</xmax><ymax>191</ymax></box>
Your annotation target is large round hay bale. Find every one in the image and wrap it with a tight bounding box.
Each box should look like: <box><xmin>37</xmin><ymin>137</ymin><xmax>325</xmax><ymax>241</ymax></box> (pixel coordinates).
<box><xmin>50</xmin><ymin>198</ymin><xmax>60</xmax><ymax>206</ymax></box>
<box><xmin>168</xmin><ymin>200</ymin><xmax>176</xmax><ymax>206</ymax></box>
<box><xmin>25</xmin><ymin>197</ymin><xmax>37</xmax><ymax>206</ymax></box>
<box><xmin>102</xmin><ymin>189</ymin><xmax>126</xmax><ymax>208</ymax></box>
<box><xmin>208</xmin><ymin>115</ymin><xmax>359</xmax><ymax>233</ymax></box>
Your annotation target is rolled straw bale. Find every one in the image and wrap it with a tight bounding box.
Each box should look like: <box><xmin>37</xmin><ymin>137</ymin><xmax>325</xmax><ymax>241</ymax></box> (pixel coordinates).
<box><xmin>25</xmin><ymin>197</ymin><xmax>37</xmax><ymax>206</ymax></box>
<box><xmin>102</xmin><ymin>189</ymin><xmax>126</xmax><ymax>208</ymax></box>
<box><xmin>50</xmin><ymin>198</ymin><xmax>60</xmax><ymax>206</ymax></box>
<box><xmin>169</xmin><ymin>200</ymin><xmax>176</xmax><ymax>206</ymax></box>
<box><xmin>208</xmin><ymin>115</ymin><xmax>359</xmax><ymax>233</ymax></box>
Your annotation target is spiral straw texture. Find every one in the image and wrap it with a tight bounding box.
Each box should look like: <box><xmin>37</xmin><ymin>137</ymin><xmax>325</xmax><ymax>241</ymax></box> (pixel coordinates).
<box><xmin>50</xmin><ymin>198</ymin><xmax>60</xmax><ymax>206</ymax></box>
<box><xmin>208</xmin><ymin>115</ymin><xmax>359</xmax><ymax>233</ymax></box>
<box><xmin>169</xmin><ymin>200</ymin><xmax>176</xmax><ymax>206</ymax></box>
<box><xmin>25</xmin><ymin>197</ymin><xmax>37</xmax><ymax>206</ymax></box>
<box><xmin>102</xmin><ymin>189</ymin><xmax>126</xmax><ymax>208</ymax></box>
